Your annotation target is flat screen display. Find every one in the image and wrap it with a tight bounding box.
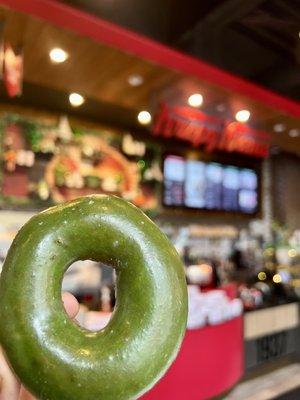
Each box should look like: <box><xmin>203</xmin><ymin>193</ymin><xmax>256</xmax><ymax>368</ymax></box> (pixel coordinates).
<box><xmin>163</xmin><ymin>155</ymin><xmax>258</xmax><ymax>214</ymax></box>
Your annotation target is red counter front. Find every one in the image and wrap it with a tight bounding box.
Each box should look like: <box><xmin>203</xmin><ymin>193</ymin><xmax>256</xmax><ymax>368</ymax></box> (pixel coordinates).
<box><xmin>143</xmin><ymin>316</ymin><xmax>244</xmax><ymax>400</ymax></box>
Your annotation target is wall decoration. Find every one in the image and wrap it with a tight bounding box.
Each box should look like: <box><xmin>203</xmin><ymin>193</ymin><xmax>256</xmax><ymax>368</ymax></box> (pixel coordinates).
<box><xmin>3</xmin><ymin>43</ymin><xmax>23</xmax><ymax>97</ymax></box>
<box><xmin>0</xmin><ymin>114</ymin><xmax>161</xmax><ymax>211</ymax></box>
<box><xmin>153</xmin><ymin>103</ymin><xmax>270</xmax><ymax>158</ymax></box>
<box><xmin>0</xmin><ymin>22</ymin><xmax>4</xmax><ymax>80</ymax></box>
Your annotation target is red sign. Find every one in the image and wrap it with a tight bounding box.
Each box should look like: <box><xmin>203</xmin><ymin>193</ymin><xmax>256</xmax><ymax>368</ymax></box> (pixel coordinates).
<box><xmin>221</xmin><ymin>121</ymin><xmax>270</xmax><ymax>158</ymax></box>
<box><xmin>153</xmin><ymin>103</ymin><xmax>270</xmax><ymax>158</ymax></box>
<box><xmin>3</xmin><ymin>43</ymin><xmax>23</xmax><ymax>97</ymax></box>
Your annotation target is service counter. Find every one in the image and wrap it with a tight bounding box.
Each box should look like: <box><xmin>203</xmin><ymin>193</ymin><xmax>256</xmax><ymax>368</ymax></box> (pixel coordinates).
<box><xmin>143</xmin><ymin>317</ymin><xmax>244</xmax><ymax>400</ymax></box>
<box><xmin>143</xmin><ymin>303</ymin><xmax>300</xmax><ymax>400</ymax></box>
<box><xmin>244</xmin><ymin>302</ymin><xmax>300</xmax><ymax>370</ymax></box>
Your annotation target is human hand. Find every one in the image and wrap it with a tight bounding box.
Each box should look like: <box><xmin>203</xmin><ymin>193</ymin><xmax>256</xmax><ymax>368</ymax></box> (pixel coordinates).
<box><xmin>0</xmin><ymin>292</ymin><xmax>79</xmax><ymax>400</ymax></box>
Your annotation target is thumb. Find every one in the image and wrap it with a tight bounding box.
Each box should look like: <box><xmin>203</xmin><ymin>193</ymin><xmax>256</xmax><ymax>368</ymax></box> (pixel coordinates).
<box><xmin>62</xmin><ymin>292</ymin><xmax>80</xmax><ymax>319</ymax></box>
<box><xmin>0</xmin><ymin>292</ymin><xmax>79</xmax><ymax>400</ymax></box>
<box><xmin>0</xmin><ymin>347</ymin><xmax>20</xmax><ymax>400</ymax></box>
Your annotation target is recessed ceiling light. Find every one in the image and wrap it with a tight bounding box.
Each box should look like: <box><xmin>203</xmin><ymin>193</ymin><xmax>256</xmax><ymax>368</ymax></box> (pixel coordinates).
<box><xmin>137</xmin><ymin>111</ymin><xmax>152</xmax><ymax>125</ymax></box>
<box><xmin>235</xmin><ymin>109</ymin><xmax>250</xmax><ymax>123</ymax></box>
<box><xmin>216</xmin><ymin>104</ymin><xmax>226</xmax><ymax>112</ymax></box>
<box><xmin>49</xmin><ymin>48</ymin><xmax>68</xmax><ymax>63</ymax></box>
<box><xmin>69</xmin><ymin>93</ymin><xmax>85</xmax><ymax>107</ymax></box>
<box><xmin>188</xmin><ymin>93</ymin><xmax>203</xmax><ymax>108</ymax></box>
<box><xmin>289</xmin><ymin>128</ymin><xmax>300</xmax><ymax>138</ymax></box>
<box><xmin>258</xmin><ymin>271</ymin><xmax>266</xmax><ymax>281</ymax></box>
<box><xmin>128</xmin><ymin>74</ymin><xmax>144</xmax><ymax>87</ymax></box>
<box><xmin>273</xmin><ymin>274</ymin><xmax>282</xmax><ymax>284</ymax></box>
<box><xmin>273</xmin><ymin>123</ymin><xmax>286</xmax><ymax>133</ymax></box>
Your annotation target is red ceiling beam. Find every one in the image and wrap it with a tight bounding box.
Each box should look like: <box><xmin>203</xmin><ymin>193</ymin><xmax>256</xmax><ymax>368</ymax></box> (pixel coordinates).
<box><xmin>1</xmin><ymin>0</ymin><xmax>300</xmax><ymax>118</ymax></box>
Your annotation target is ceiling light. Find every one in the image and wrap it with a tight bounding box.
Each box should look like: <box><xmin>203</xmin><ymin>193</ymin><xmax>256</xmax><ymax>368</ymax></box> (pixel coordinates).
<box><xmin>216</xmin><ymin>104</ymin><xmax>226</xmax><ymax>112</ymax></box>
<box><xmin>188</xmin><ymin>93</ymin><xmax>203</xmax><ymax>108</ymax></box>
<box><xmin>273</xmin><ymin>123</ymin><xmax>285</xmax><ymax>133</ymax></box>
<box><xmin>289</xmin><ymin>129</ymin><xmax>300</xmax><ymax>138</ymax></box>
<box><xmin>235</xmin><ymin>109</ymin><xmax>250</xmax><ymax>123</ymax></box>
<box><xmin>288</xmin><ymin>249</ymin><xmax>297</xmax><ymax>258</ymax></box>
<box><xmin>258</xmin><ymin>271</ymin><xmax>267</xmax><ymax>281</ymax></box>
<box><xmin>49</xmin><ymin>48</ymin><xmax>68</xmax><ymax>63</ymax></box>
<box><xmin>137</xmin><ymin>111</ymin><xmax>152</xmax><ymax>125</ymax></box>
<box><xmin>272</xmin><ymin>274</ymin><xmax>282</xmax><ymax>284</ymax></box>
<box><xmin>128</xmin><ymin>74</ymin><xmax>144</xmax><ymax>87</ymax></box>
<box><xmin>69</xmin><ymin>93</ymin><xmax>85</xmax><ymax>107</ymax></box>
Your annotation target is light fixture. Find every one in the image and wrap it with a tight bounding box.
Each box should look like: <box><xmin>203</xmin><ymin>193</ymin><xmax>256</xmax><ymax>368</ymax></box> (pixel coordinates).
<box><xmin>288</xmin><ymin>249</ymin><xmax>297</xmax><ymax>258</ymax></box>
<box><xmin>137</xmin><ymin>111</ymin><xmax>152</xmax><ymax>125</ymax></box>
<box><xmin>235</xmin><ymin>109</ymin><xmax>250</xmax><ymax>123</ymax></box>
<box><xmin>273</xmin><ymin>123</ymin><xmax>285</xmax><ymax>133</ymax></box>
<box><xmin>49</xmin><ymin>48</ymin><xmax>68</xmax><ymax>63</ymax></box>
<box><xmin>289</xmin><ymin>129</ymin><xmax>300</xmax><ymax>138</ymax></box>
<box><xmin>258</xmin><ymin>271</ymin><xmax>267</xmax><ymax>281</ymax></box>
<box><xmin>69</xmin><ymin>93</ymin><xmax>85</xmax><ymax>107</ymax></box>
<box><xmin>216</xmin><ymin>103</ymin><xmax>226</xmax><ymax>112</ymax></box>
<box><xmin>188</xmin><ymin>93</ymin><xmax>203</xmax><ymax>108</ymax></box>
<box><xmin>128</xmin><ymin>74</ymin><xmax>144</xmax><ymax>87</ymax></box>
<box><xmin>272</xmin><ymin>274</ymin><xmax>282</xmax><ymax>284</ymax></box>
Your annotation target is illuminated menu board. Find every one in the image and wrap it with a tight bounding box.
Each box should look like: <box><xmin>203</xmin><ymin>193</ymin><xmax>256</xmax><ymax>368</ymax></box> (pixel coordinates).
<box><xmin>163</xmin><ymin>155</ymin><xmax>258</xmax><ymax>214</ymax></box>
<box><xmin>163</xmin><ymin>155</ymin><xmax>185</xmax><ymax>206</ymax></box>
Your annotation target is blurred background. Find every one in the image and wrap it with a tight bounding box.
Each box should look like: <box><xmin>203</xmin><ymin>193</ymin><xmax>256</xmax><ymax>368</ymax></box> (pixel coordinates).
<box><xmin>1</xmin><ymin>1</ymin><xmax>300</xmax><ymax>399</ymax></box>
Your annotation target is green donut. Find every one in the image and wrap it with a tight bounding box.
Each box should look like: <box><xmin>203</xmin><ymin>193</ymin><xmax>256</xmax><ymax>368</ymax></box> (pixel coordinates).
<box><xmin>0</xmin><ymin>195</ymin><xmax>187</xmax><ymax>400</ymax></box>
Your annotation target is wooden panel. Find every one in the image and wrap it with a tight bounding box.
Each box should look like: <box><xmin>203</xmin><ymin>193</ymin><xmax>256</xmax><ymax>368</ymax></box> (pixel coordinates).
<box><xmin>244</xmin><ymin>303</ymin><xmax>299</xmax><ymax>340</ymax></box>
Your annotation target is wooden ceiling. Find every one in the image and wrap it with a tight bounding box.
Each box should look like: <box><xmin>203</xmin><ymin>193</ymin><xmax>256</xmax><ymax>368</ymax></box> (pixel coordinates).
<box><xmin>0</xmin><ymin>4</ymin><xmax>300</xmax><ymax>154</ymax></box>
<box><xmin>0</xmin><ymin>6</ymin><xmax>181</xmax><ymax>110</ymax></box>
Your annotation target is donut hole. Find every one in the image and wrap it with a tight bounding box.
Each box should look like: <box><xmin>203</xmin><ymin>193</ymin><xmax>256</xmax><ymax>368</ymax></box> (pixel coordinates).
<box><xmin>62</xmin><ymin>260</ymin><xmax>115</xmax><ymax>331</ymax></box>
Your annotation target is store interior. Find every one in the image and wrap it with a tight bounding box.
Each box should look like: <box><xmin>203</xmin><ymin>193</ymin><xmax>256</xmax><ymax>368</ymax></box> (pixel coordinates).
<box><xmin>0</xmin><ymin>1</ymin><xmax>300</xmax><ymax>399</ymax></box>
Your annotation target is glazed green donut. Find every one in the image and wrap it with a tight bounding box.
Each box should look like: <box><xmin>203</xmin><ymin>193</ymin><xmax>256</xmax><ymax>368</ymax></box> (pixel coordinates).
<box><xmin>0</xmin><ymin>195</ymin><xmax>187</xmax><ymax>400</ymax></box>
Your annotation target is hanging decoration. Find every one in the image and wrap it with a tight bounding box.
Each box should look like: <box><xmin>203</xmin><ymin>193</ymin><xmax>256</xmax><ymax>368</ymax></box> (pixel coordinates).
<box><xmin>3</xmin><ymin>43</ymin><xmax>23</xmax><ymax>97</ymax></box>
<box><xmin>153</xmin><ymin>103</ymin><xmax>270</xmax><ymax>158</ymax></box>
<box><xmin>57</xmin><ymin>115</ymin><xmax>73</xmax><ymax>142</ymax></box>
<box><xmin>0</xmin><ymin>22</ymin><xmax>4</xmax><ymax>79</ymax></box>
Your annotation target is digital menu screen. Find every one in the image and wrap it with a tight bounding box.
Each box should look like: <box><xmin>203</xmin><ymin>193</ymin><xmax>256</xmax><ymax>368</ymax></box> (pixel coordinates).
<box><xmin>163</xmin><ymin>155</ymin><xmax>185</xmax><ymax>206</ymax></box>
<box><xmin>163</xmin><ymin>155</ymin><xmax>258</xmax><ymax>213</ymax></box>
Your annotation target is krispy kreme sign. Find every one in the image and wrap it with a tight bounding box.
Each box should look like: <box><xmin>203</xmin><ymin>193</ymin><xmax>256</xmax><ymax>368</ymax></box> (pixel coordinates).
<box><xmin>153</xmin><ymin>103</ymin><xmax>270</xmax><ymax>158</ymax></box>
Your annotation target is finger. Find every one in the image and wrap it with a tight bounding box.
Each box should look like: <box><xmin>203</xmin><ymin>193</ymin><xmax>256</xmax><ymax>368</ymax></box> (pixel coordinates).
<box><xmin>0</xmin><ymin>294</ymin><xmax>79</xmax><ymax>400</ymax></box>
<box><xmin>19</xmin><ymin>387</ymin><xmax>36</xmax><ymax>400</ymax></box>
<box><xmin>62</xmin><ymin>292</ymin><xmax>79</xmax><ymax>319</ymax></box>
<box><xmin>0</xmin><ymin>348</ymin><xmax>20</xmax><ymax>400</ymax></box>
